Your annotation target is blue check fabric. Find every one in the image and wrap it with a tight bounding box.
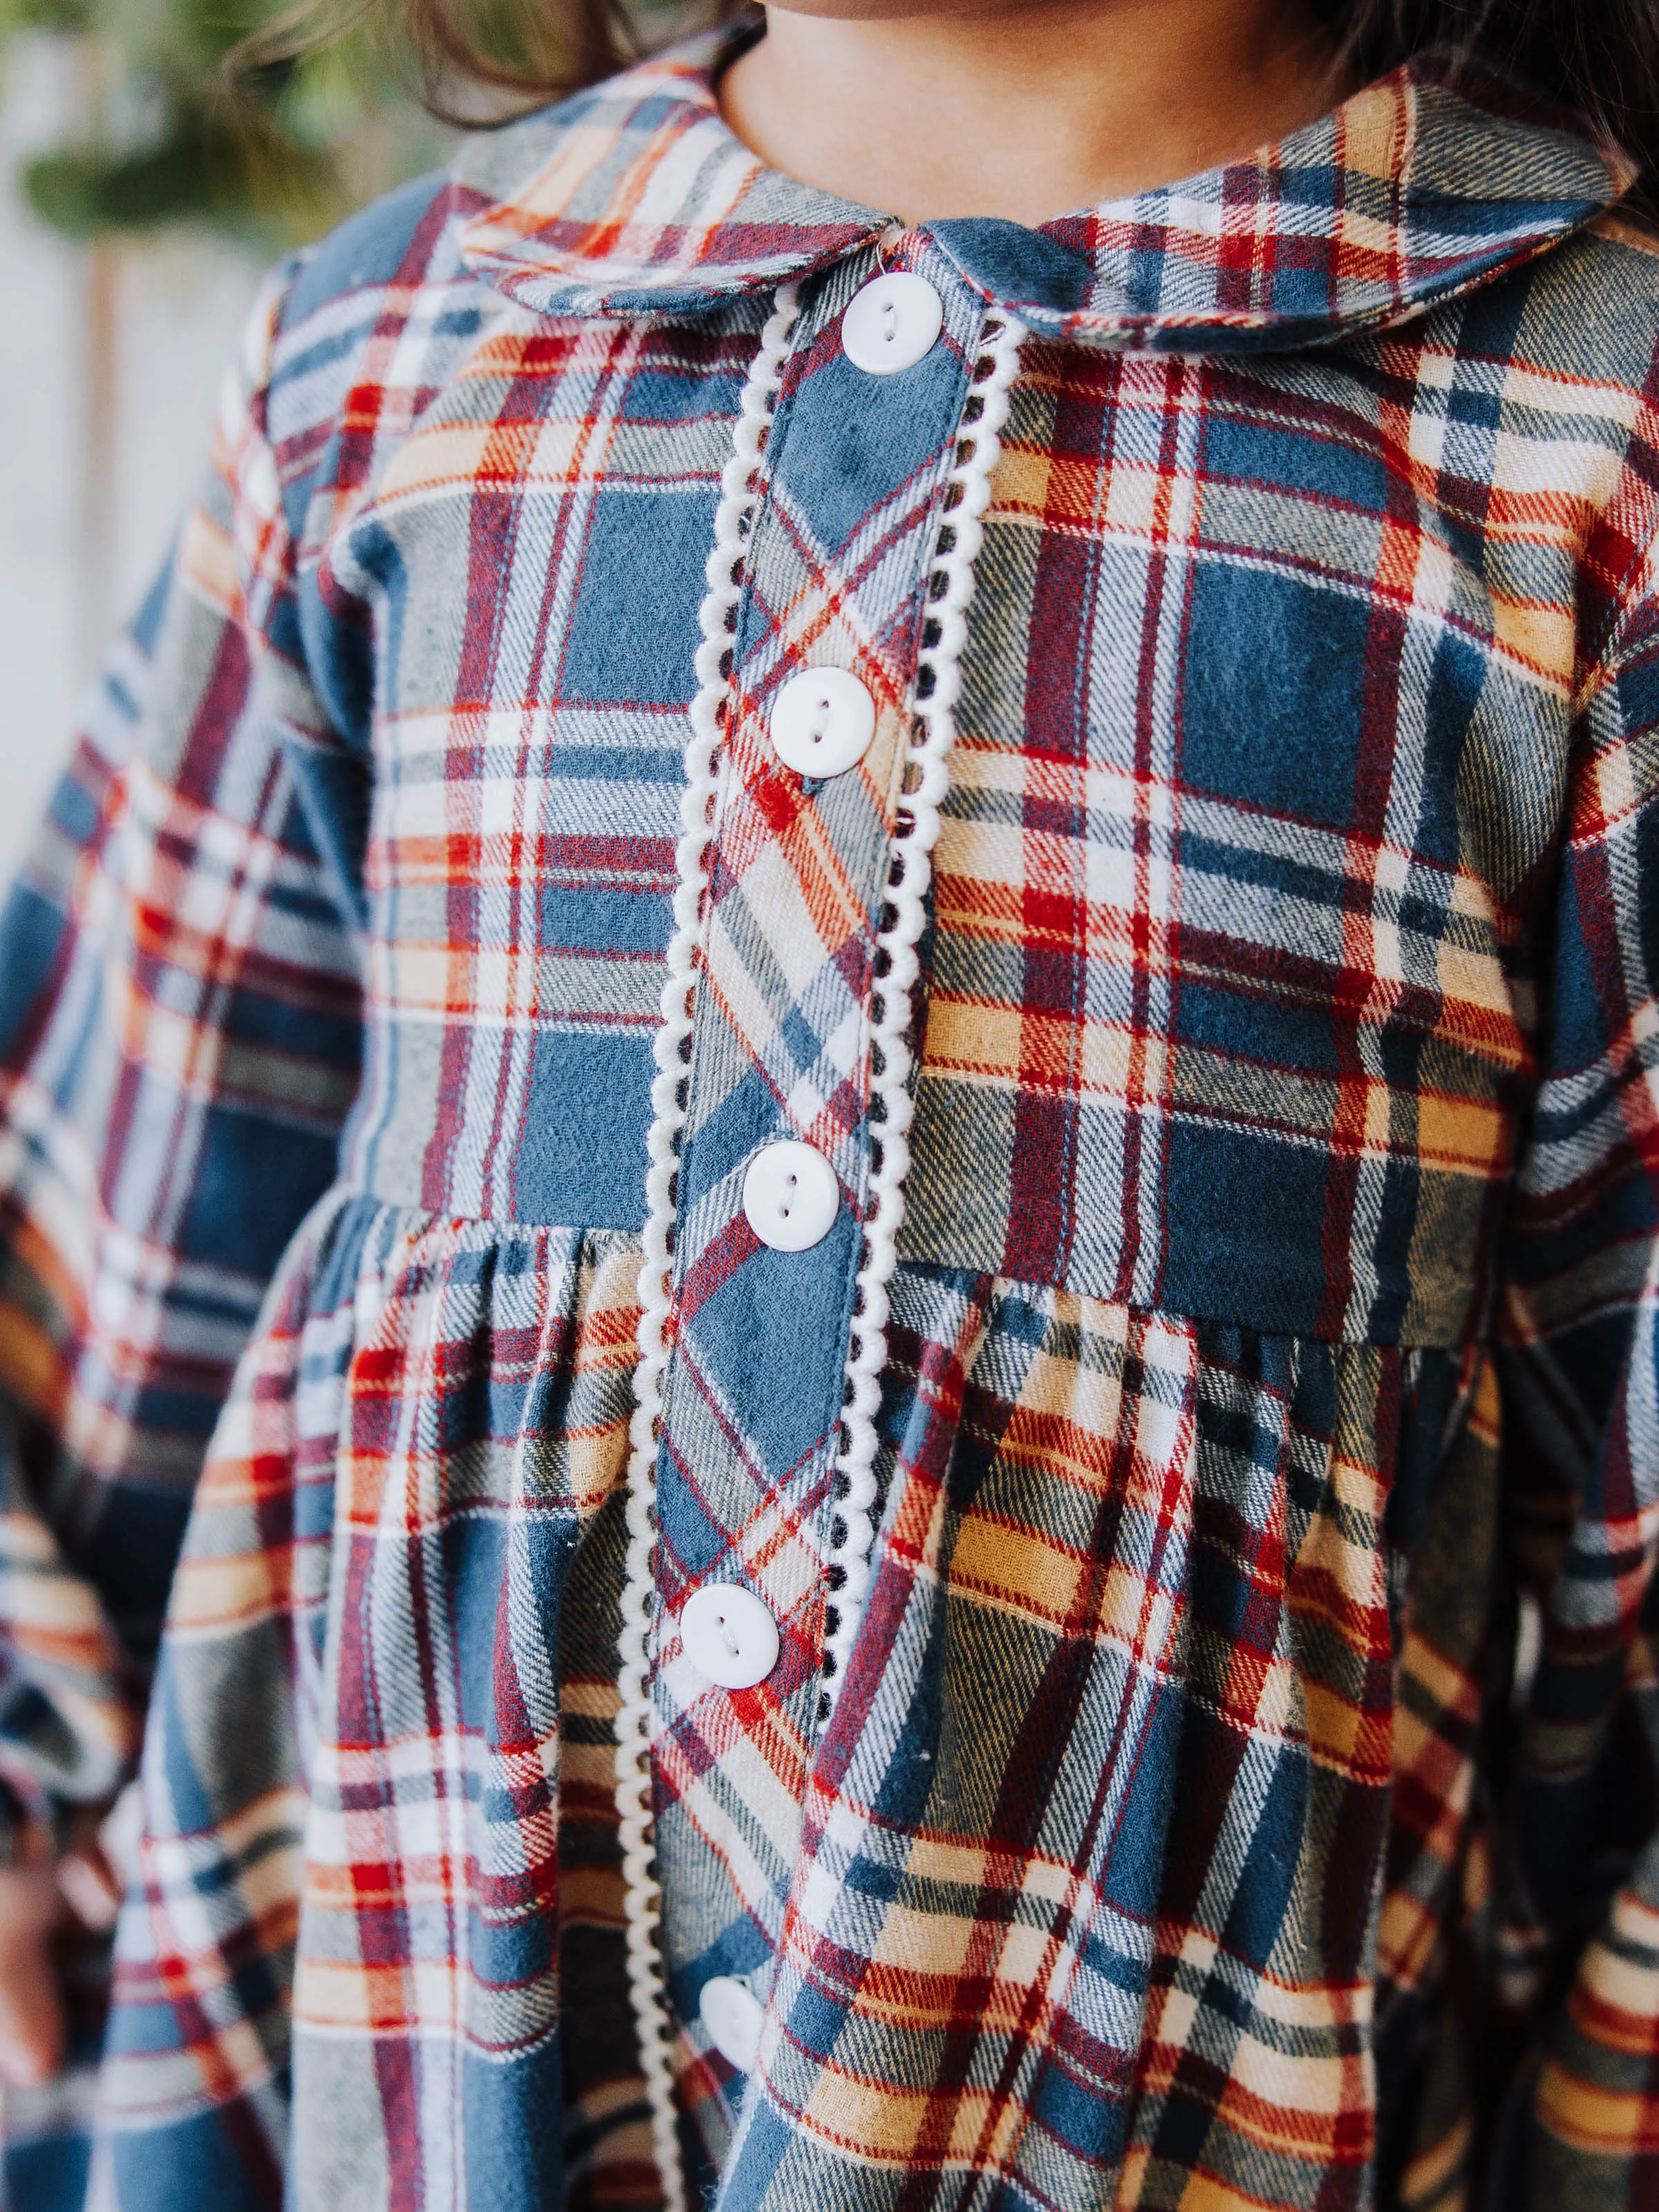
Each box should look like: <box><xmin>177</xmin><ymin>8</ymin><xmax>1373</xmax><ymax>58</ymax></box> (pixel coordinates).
<box><xmin>5</xmin><ymin>30</ymin><xmax>1659</xmax><ymax>2212</ymax></box>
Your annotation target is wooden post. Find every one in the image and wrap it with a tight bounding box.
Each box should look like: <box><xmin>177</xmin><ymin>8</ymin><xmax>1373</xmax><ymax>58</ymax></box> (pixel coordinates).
<box><xmin>75</xmin><ymin>233</ymin><xmax>120</xmax><ymax>684</ymax></box>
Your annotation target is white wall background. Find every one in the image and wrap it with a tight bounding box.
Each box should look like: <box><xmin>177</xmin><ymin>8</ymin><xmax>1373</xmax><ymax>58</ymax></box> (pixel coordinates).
<box><xmin>0</xmin><ymin>36</ymin><xmax>264</xmax><ymax>882</ymax></box>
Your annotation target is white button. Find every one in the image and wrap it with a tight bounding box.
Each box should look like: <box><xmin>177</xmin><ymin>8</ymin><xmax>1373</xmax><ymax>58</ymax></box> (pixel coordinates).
<box><xmin>742</xmin><ymin>1140</ymin><xmax>840</xmax><ymax>1253</ymax></box>
<box><xmin>681</xmin><ymin>1584</ymin><xmax>781</xmax><ymax>1690</ymax></box>
<box><xmin>700</xmin><ymin>1975</ymin><xmax>765</xmax><ymax>2072</ymax></box>
<box><xmin>841</xmin><ymin>272</ymin><xmax>944</xmax><ymax>375</ymax></box>
<box><xmin>770</xmin><ymin>668</ymin><xmax>877</xmax><ymax>779</ymax></box>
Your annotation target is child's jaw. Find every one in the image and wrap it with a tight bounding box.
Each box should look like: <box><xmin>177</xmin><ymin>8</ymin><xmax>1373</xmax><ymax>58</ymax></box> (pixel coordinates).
<box><xmin>716</xmin><ymin>0</ymin><xmax>1351</xmax><ymax>229</ymax></box>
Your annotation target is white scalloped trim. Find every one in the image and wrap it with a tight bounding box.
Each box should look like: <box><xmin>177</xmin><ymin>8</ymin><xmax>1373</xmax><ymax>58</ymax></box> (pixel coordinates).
<box><xmin>614</xmin><ymin>283</ymin><xmax>801</xmax><ymax>2211</ymax></box>
<box><xmin>818</xmin><ymin>306</ymin><xmax>1027</xmax><ymax>1723</ymax></box>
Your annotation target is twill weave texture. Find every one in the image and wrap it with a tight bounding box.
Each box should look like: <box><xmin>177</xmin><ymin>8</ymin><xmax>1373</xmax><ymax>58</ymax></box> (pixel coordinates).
<box><xmin>0</xmin><ymin>37</ymin><xmax>1658</xmax><ymax>2212</ymax></box>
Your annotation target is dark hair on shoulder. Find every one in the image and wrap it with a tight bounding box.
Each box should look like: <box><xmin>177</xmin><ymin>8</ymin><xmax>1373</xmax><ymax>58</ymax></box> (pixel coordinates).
<box><xmin>244</xmin><ymin>0</ymin><xmax>1659</xmax><ymax>183</ymax></box>
<box><xmin>232</xmin><ymin>0</ymin><xmax>742</xmax><ymax>128</ymax></box>
<box><xmin>1320</xmin><ymin>0</ymin><xmax>1659</xmax><ymax>185</ymax></box>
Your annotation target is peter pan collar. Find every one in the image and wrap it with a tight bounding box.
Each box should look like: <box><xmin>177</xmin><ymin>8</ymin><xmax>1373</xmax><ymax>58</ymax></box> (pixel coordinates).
<box><xmin>455</xmin><ymin>26</ymin><xmax>1633</xmax><ymax>349</ymax></box>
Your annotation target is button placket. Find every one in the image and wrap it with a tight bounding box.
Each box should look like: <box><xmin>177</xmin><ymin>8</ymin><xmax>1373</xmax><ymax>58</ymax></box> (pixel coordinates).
<box><xmin>646</xmin><ymin>249</ymin><xmax>985</xmax><ymax>2144</ymax></box>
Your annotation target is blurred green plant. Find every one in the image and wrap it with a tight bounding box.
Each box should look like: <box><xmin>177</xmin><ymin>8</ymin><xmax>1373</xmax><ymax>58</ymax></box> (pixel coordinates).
<box><xmin>0</xmin><ymin>0</ymin><xmax>700</xmax><ymax>246</ymax></box>
<box><xmin>0</xmin><ymin>0</ymin><xmax>460</xmax><ymax>243</ymax></box>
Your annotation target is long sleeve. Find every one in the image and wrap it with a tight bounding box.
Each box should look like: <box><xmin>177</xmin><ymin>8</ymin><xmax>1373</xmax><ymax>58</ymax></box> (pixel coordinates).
<box><xmin>0</xmin><ymin>270</ymin><xmax>365</xmax><ymax>1862</ymax></box>
<box><xmin>1489</xmin><ymin>537</ymin><xmax>1659</xmax><ymax>2201</ymax></box>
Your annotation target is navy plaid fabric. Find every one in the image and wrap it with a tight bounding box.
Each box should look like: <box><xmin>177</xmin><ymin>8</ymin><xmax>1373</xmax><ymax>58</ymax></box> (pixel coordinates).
<box><xmin>2</xmin><ymin>30</ymin><xmax>1659</xmax><ymax>2211</ymax></box>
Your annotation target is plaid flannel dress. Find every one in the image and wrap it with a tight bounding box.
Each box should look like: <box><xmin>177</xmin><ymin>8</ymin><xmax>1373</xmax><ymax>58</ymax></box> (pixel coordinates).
<box><xmin>3</xmin><ymin>28</ymin><xmax>1659</xmax><ymax>2209</ymax></box>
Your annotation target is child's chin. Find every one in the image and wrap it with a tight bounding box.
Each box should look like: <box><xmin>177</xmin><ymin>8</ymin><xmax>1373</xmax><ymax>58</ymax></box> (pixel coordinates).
<box><xmin>765</xmin><ymin>0</ymin><xmax>1026</xmax><ymax>21</ymax></box>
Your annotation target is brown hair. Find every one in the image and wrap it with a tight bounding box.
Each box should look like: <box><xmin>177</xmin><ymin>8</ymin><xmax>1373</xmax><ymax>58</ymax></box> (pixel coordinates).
<box><xmin>236</xmin><ymin>0</ymin><xmax>738</xmax><ymax>126</ymax></box>
<box><xmin>249</xmin><ymin>0</ymin><xmax>1659</xmax><ymax>171</ymax></box>
<box><xmin>1323</xmin><ymin>0</ymin><xmax>1659</xmax><ymax>180</ymax></box>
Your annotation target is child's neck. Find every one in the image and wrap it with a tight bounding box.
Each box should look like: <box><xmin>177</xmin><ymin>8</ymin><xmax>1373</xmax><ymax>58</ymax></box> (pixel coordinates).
<box><xmin>719</xmin><ymin>0</ymin><xmax>1348</xmax><ymax>229</ymax></box>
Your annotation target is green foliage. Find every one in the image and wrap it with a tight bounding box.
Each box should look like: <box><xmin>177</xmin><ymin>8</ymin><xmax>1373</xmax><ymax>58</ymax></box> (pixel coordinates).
<box><xmin>5</xmin><ymin>0</ymin><xmax>95</xmax><ymax>38</ymax></box>
<box><xmin>0</xmin><ymin>0</ymin><xmax>454</xmax><ymax>243</ymax></box>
